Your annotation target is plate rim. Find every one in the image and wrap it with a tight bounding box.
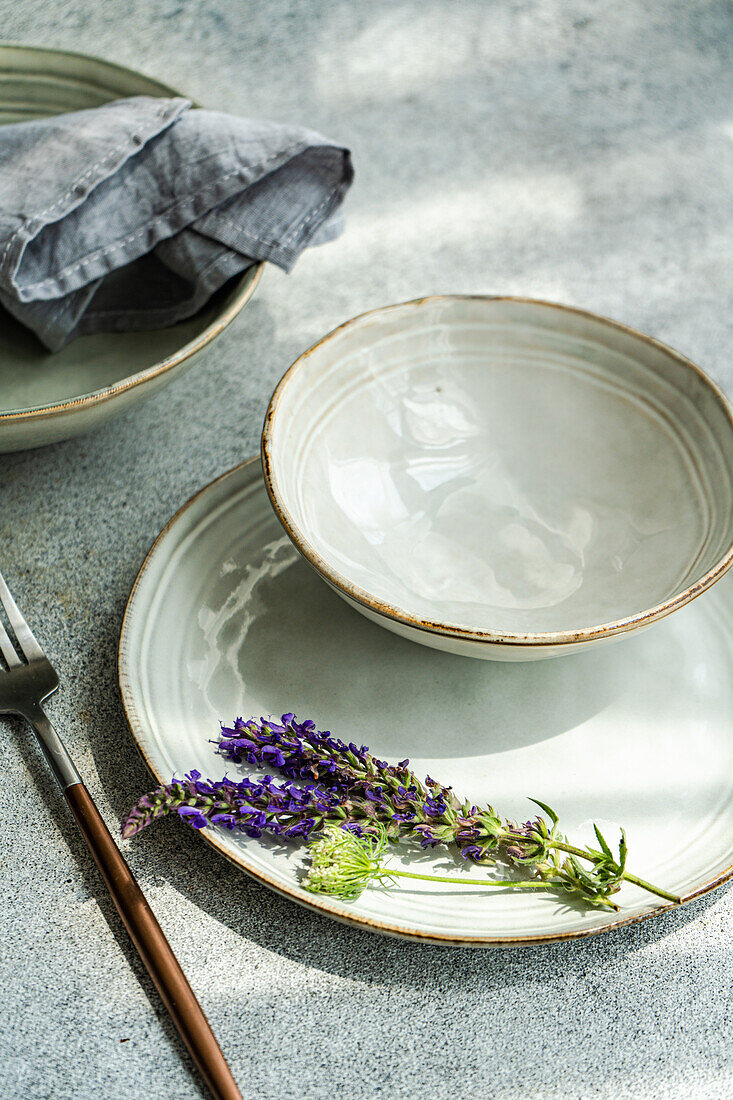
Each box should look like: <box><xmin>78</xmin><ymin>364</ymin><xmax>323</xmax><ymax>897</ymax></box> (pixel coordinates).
<box><xmin>117</xmin><ymin>456</ymin><xmax>733</xmax><ymax>947</ymax></box>
<box><xmin>261</xmin><ymin>294</ymin><xmax>733</xmax><ymax>652</ymax></box>
<box><xmin>0</xmin><ymin>42</ymin><xmax>264</xmax><ymax>424</ymax></box>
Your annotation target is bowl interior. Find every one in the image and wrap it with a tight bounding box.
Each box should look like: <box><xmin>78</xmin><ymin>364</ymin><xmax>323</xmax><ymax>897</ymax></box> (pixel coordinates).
<box><xmin>0</xmin><ymin>45</ymin><xmax>257</xmax><ymax>415</ymax></box>
<box><xmin>0</xmin><ymin>278</ymin><xmax>255</xmax><ymax>413</ymax></box>
<box><xmin>266</xmin><ymin>297</ymin><xmax>733</xmax><ymax>637</ymax></box>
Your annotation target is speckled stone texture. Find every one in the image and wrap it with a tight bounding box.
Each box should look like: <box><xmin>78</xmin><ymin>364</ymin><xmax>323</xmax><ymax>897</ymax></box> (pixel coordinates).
<box><xmin>1</xmin><ymin>3</ymin><xmax>732</xmax><ymax>1098</ymax></box>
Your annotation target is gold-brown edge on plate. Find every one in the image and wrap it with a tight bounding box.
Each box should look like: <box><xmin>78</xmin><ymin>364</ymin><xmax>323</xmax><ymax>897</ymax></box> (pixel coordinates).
<box><xmin>0</xmin><ymin>42</ymin><xmax>265</xmax><ymax>424</ymax></box>
<box><xmin>117</xmin><ymin>455</ymin><xmax>733</xmax><ymax>947</ymax></box>
<box><xmin>261</xmin><ymin>294</ymin><xmax>733</xmax><ymax>650</ymax></box>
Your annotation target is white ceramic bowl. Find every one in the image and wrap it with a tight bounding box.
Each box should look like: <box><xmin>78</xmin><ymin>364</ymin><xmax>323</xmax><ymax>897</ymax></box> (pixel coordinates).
<box><xmin>262</xmin><ymin>296</ymin><xmax>733</xmax><ymax>661</ymax></box>
<box><xmin>0</xmin><ymin>44</ymin><xmax>262</xmax><ymax>452</ymax></box>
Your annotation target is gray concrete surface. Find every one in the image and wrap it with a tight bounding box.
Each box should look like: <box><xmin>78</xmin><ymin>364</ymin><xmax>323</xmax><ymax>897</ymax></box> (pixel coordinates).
<box><xmin>1</xmin><ymin>2</ymin><xmax>732</xmax><ymax>1097</ymax></box>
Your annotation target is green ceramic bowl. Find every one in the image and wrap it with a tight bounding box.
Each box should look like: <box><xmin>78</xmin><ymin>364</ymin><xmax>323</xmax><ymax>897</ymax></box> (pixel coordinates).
<box><xmin>0</xmin><ymin>43</ymin><xmax>262</xmax><ymax>452</ymax></box>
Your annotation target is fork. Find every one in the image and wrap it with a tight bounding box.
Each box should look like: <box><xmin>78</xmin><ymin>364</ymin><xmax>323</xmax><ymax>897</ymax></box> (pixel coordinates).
<box><xmin>0</xmin><ymin>569</ymin><xmax>242</xmax><ymax>1100</ymax></box>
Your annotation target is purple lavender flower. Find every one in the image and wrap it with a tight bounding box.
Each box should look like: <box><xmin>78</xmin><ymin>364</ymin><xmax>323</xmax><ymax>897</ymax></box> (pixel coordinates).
<box><xmin>413</xmin><ymin>824</ymin><xmax>439</xmax><ymax>848</ymax></box>
<box><xmin>125</xmin><ymin>715</ymin><xmax>513</xmax><ymax>865</ymax></box>
<box><xmin>213</xmin><ymin>714</ymin><xmax>480</xmax><ymax>848</ymax></box>
<box><xmin>122</xmin><ymin>767</ymin><xmax>341</xmax><ymax>842</ymax></box>
<box><xmin>460</xmin><ymin>844</ymin><xmax>488</xmax><ymax>861</ymax></box>
<box><xmin>177</xmin><ymin>806</ymin><xmax>209</xmax><ymax>829</ymax></box>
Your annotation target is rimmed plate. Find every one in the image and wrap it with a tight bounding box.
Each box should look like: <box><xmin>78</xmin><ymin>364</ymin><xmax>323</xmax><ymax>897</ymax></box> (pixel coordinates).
<box><xmin>0</xmin><ymin>44</ymin><xmax>262</xmax><ymax>452</ymax></box>
<box><xmin>118</xmin><ymin>459</ymin><xmax>733</xmax><ymax>946</ymax></box>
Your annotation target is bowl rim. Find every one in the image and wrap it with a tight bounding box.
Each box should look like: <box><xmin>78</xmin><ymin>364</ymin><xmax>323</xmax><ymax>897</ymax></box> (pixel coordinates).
<box><xmin>0</xmin><ymin>41</ymin><xmax>264</xmax><ymax>426</ymax></box>
<box><xmin>262</xmin><ymin>294</ymin><xmax>733</xmax><ymax>649</ymax></box>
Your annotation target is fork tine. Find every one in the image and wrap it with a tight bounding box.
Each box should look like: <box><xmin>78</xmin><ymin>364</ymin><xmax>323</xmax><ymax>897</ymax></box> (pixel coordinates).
<box><xmin>0</xmin><ymin>617</ymin><xmax>21</xmax><ymax>668</ymax></box>
<box><xmin>0</xmin><ymin>569</ymin><xmax>44</xmax><ymax>662</ymax></box>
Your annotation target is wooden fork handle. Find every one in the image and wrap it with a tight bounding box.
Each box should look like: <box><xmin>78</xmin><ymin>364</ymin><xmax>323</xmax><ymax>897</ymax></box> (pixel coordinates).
<box><xmin>64</xmin><ymin>782</ymin><xmax>242</xmax><ymax>1100</ymax></box>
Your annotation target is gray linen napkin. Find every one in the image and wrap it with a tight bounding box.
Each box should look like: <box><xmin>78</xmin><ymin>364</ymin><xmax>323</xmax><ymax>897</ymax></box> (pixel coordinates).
<box><xmin>0</xmin><ymin>96</ymin><xmax>353</xmax><ymax>350</ymax></box>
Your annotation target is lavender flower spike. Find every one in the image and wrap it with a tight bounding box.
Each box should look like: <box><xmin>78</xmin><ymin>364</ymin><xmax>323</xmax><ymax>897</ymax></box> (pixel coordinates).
<box><xmin>122</xmin><ymin>768</ymin><xmax>341</xmax><ymax>842</ymax></box>
<box><xmin>215</xmin><ymin>714</ymin><xmax>505</xmax><ymax>861</ymax></box>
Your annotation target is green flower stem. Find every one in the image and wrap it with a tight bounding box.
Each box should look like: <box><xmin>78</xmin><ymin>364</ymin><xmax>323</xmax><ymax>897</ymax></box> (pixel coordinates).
<box><xmin>387</xmin><ymin>869</ymin><xmax>555</xmax><ymax>889</ymax></box>
<box><xmin>530</xmin><ymin>837</ymin><xmax>681</xmax><ymax>904</ymax></box>
<box><xmin>614</xmin><ymin>872</ymin><xmax>680</xmax><ymax>904</ymax></box>
<box><xmin>390</xmin><ymin>866</ymin><xmax>679</xmax><ymax>904</ymax></box>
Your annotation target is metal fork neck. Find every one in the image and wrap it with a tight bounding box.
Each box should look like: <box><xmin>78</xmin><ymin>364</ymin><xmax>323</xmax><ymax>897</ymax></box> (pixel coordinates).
<box><xmin>22</xmin><ymin>703</ymin><xmax>82</xmax><ymax>789</ymax></box>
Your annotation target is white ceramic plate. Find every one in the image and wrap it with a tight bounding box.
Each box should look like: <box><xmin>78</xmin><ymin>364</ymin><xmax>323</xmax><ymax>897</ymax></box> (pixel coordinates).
<box><xmin>118</xmin><ymin>459</ymin><xmax>733</xmax><ymax>946</ymax></box>
<box><xmin>0</xmin><ymin>44</ymin><xmax>262</xmax><ymax>452</ymax></box>
<box><xmin>262</xmin><ymin>296</ymin><xmax>733</xmax><ymax>660</ymax></box>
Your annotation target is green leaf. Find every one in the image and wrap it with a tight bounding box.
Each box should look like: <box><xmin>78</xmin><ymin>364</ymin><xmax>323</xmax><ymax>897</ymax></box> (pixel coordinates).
<box><xmin>528</xmin><ymin>798</ymin><xmax>559</xmax><ymax>826</ymax></box>
<box><xmin>593</xmin><ymin>824</ymin><xmax>613</xmax><ymax>860</ymax></box>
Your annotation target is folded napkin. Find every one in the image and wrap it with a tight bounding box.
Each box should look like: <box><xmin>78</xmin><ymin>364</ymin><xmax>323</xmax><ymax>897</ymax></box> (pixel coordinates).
<box><xmin>0</xmin><ymin>96</ymin><xmax>353</xmax><ymax>350</ymax></box>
